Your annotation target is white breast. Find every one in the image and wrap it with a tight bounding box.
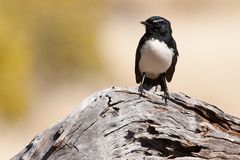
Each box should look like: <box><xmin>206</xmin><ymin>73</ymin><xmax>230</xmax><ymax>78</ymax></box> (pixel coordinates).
<box><xmin>139</xmin><ymin>39</ymin><xmax>174</xmax><ymax>79</ymax></box>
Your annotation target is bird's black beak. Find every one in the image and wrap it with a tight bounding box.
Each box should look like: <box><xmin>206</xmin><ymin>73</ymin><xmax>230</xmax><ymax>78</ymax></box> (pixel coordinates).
<box><xmin>140</xmin><ymin>21</ymin><xmax>151</xmax><ymax>26</ymax></box>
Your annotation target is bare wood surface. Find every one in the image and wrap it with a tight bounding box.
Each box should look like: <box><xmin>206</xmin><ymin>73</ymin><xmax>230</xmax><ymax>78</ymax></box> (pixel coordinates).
<box><xmin>11</xmin><ymin>87</ymin><xmax>240</xmax><ymax>160</ymax></box>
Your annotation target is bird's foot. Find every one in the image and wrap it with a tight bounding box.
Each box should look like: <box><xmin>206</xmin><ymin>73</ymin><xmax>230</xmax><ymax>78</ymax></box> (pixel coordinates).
<box><xmin>138</xmin><ymin>85</ymin><xmax>144</xmax><ymax>95</ymax></box>
<box><xmin>162</xmin><ymin>90</ymin><xmax>169</xmax><ymax>105</ymax></box>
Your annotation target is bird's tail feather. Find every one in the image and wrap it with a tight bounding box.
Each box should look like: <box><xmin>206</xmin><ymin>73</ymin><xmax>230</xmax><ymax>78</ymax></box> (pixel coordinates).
<box><xmin>144</xmin><ymin>75</ymin><xmax>166</xmax><ymax>91</ymax></box>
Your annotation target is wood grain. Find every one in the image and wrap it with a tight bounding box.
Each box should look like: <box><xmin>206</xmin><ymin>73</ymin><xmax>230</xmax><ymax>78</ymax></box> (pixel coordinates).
<box><xmin>11</xmin><ymin>87</ymin><xmax>240</xmax><ymax>160</ymax></box>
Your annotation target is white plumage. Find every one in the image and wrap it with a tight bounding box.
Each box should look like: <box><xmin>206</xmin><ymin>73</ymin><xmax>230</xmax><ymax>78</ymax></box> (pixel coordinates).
<box><xmin>139</xmin><ymin>38</ymin><xmax>174</xmax><ymax>79</ymax></box>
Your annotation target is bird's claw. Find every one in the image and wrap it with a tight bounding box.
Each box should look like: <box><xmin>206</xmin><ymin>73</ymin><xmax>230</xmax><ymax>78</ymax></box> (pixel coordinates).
<box><xmin>162</xmin><ymin>91</ymin><xmax>169</xmax><ymax>105</ymax></box>
<box><xmin>138</xmin><ymin>85</ymin><xmax>144</xmax><ymax>95</ymax></box>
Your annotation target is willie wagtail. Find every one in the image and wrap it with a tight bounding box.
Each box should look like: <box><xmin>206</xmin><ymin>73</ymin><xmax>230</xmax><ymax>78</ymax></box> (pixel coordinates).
<box><xmin>135</xmin><ymin>16</ymin><xmax>178</xmax><ymax>104</ymax></box>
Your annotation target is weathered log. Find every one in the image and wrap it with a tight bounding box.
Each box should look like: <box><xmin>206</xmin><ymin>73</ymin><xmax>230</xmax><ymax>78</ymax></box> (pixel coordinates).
<box><xmin>11</xmin><ymin>87</ymin><xmax>240</xmax><ymax>160</ymax></box>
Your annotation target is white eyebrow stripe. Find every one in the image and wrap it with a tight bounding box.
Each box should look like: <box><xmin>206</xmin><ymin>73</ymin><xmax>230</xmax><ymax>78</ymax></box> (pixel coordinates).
<box><xmin>153</xmin><ymin>19</ymin><xmax>164</xmax><ymax>23</ymax></box>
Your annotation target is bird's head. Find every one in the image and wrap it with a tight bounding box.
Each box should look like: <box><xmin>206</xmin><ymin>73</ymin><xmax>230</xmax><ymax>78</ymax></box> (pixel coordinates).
<box><xmin>141</xmin><ymin>16</ymin><xmax>172</xmax><ymax>35</ymax></box>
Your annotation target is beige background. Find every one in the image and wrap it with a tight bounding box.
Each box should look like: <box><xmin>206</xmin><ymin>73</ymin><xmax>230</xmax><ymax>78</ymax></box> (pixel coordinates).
<box><xmin>1</xmin><ymin>0</ymin><xmax>240</xmax><ymax>159</ymax></box>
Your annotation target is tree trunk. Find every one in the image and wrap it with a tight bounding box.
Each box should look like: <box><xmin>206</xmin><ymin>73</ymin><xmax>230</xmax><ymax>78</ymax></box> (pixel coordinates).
<box><xmin>11</xmin><ymin>87</ymin><xmax>240</xmax><ymax>160</ymax></box>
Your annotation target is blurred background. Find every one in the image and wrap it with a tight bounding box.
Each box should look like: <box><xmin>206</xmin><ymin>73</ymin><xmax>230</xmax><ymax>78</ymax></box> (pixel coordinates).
<box><xmin>1</xmin><ymin>0</ymin><xmax>240</xmax><ymax>159</ymax></box>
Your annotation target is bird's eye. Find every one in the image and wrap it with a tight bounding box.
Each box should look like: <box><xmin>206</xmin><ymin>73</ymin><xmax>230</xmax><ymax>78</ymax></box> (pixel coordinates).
<box><xmin>155</xmin><ymin>21</ymin><xmax>166</xmax><ymax>27</ymax></box>
<box><xmin>155</xmin><ymin>22</ymin><xmax>161</xmax><ymax>27</ymax></box>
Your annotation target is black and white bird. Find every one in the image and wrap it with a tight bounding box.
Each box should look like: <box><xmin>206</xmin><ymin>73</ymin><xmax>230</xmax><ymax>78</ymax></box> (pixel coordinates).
<box><xmin>135</xmin><ymin>16</ymin><xmax>178</xmax><ymax>104</ymax></box>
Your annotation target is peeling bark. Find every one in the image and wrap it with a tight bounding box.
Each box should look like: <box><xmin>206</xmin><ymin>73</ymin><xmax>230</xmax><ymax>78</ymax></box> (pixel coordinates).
<box><xmin>11</xmin><ymin>87</ymin><xmax>240</xmax><ymax>160</ymax></box>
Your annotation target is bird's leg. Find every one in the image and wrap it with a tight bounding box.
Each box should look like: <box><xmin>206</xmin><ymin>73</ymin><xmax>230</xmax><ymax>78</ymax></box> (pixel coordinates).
<box><xmin>161</xmin><ymin>74</ymin><xmax>169</xmax><ymax>105</ymax></box>
<box><xmin>139</xmin><ymin>73</ymin><xmax>146</xmax><ymax>95</ymax></box>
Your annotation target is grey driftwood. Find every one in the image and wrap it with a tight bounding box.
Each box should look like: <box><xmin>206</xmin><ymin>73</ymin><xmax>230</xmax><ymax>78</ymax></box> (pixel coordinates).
<box><xmin>11</xmin><ymin>87</ymin><xmax>240</xmax><ymax>160</ymax></box>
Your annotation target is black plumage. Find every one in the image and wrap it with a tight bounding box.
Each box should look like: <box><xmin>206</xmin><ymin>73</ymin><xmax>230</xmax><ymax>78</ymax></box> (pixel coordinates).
<box><xmin>135</xmin><ymin>16</ymin><xmax>178</xmax><ymax>103</ymax></box>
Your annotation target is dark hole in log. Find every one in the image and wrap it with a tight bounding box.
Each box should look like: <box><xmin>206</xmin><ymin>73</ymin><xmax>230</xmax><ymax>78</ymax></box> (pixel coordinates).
<box><xmin>147</xmin><ymin>125</ymin><xmax>159</xmax><ymax>135</ymax></box>
<box><xmin>137</xmin><ymin>137</ymin><xmax>203</xmax><ymax>158</ymax></box>
<box><xmin>124</xmin><ymin>130</ymin><xmax>135</xmax><ymax>140</ymax></box>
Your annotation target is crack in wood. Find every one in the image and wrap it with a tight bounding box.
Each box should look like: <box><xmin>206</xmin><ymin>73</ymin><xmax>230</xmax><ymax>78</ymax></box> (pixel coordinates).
<box><xmin>114</xmin><ymin>90</ymin><xmax>140</xmax><ymax>95</ymax></box>
<box><xmin>22</xmin><ymin>140</ymin><xmax>34</xmax><ymax>154</ymax></box>
<box><xmin>204</xmin><ymin>135</ymin><xmax>240</xmax><ymax>145</ymax></box>
<box><xmin>209</xmin><ymin>150</ymin><xmax>240</xmax><ymax>157</ymax></box>
<box><xmin>146</xmin><ymin>99</ymin><xmax>165</xmax><ymax>106</ymax></box>
<box><xmin>100</xmin><ymin>108</ymin><xmax>110</xmax><ymax>118</ymax></box>
<box><xmin>99</xmin><ymin>95</ymin><xmax>124</xmax><ymax>118</ymax></box>
<box><xmin>105</xmin><ymin>95</ymin><xmax>124</xmax><ymax>107</ymax></box>
<box><xmin>194</xmin><ymin>104</ymin><xmax>231</xmax><ymax>130</ymax></box>
<box><xmin>168</xmin><ymin>134</ymin><xmax>181</xmax><ymax>139</ymax></box>
<box><xmin>129</xmin><ymin>149</ymin><xmax>151</xmax><ymax>156</ymax></box>
<box><xmin>69</xmin><ymin>119</ymin><xmax>99</xmax><ymax>149</ymax></box>
<box><xmin>170</xmin><ymin>96</ymin><xmax>233</xmax><ymax>131</ymax></box>
<box><xmin>130</xmin><ymin>119</ymin><xmax>160</xmax><ymax>126</ymax></box>
<box><xmin>104</xmin><ymin>124</ymin><xmax>130</xmax><ymax>137</ymax></box>
<box><xmin>53</xmin><ymin>130</ymin><xmax>62</xmax><ymax>141</ymax></box>
<box><xmin>82</xmin><ymin>119</ymin><xmax>98</xmax><ymax>133</ymax></box>
<box><xmin>179</xmin><ymin>92</ymin><xmax>191</xmax><ymax>98</ymax></box>
<box><xmin>137</xmin><ymin>137</ymin><xmax>205</xmax><ymax>158</ymax></box>
<box><xmin>41</xmin><ymin>146</ymin><xmax>57</xmax><ymax>160</ymax></box>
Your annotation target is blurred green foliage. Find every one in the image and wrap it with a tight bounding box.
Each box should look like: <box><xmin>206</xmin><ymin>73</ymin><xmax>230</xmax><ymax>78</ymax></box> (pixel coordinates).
<box><xmin>0</xmin><ymin>0</ymin><xmax>105</xmax><ymax>121</ymax></box>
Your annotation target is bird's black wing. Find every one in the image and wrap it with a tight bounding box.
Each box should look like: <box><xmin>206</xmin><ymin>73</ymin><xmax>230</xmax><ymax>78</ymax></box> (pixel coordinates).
<box><xmin>166</xmin><ymin>38</ymin><xmax>178</xmax><ymax>82</ymax></box>
<box><xmin>135</xmin><ymin>35</ymin><xmax>146</xmax><ymax>83</ymax></box>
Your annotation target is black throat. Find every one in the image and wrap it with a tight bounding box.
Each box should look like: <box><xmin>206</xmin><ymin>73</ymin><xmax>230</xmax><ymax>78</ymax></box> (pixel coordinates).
<box><xmin>143</xmin><ymin>31</ymin><xmax>173</xmax><ymax>48</ymax></box>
